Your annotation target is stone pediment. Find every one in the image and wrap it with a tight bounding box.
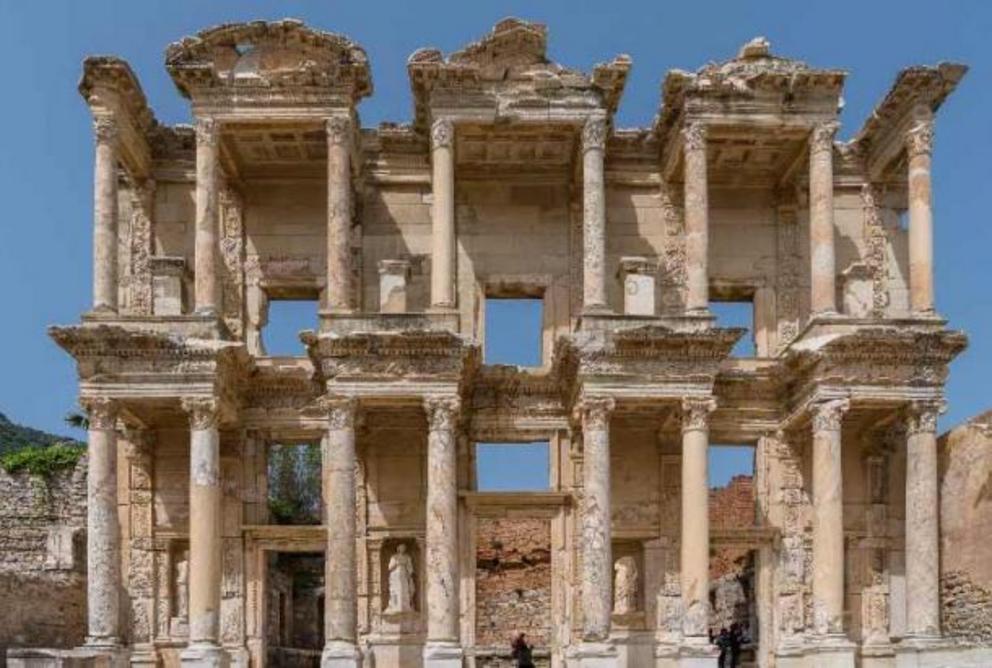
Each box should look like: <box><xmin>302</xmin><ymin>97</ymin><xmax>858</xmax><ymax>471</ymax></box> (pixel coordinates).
<box><xmin>166</xmin><ymin>19</ymin><xmax>372</xmax><ymax>106</ymax></box>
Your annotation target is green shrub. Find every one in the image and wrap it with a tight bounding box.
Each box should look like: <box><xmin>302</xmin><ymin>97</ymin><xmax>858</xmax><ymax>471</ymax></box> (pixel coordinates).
<box><xmin>0</xmin><ymin>442</ymin><xmax>85</xmax><ymax>477</ymax></box>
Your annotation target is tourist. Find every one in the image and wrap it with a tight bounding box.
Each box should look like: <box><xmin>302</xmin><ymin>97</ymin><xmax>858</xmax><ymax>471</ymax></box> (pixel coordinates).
<box><xmin>728</xmin><ymin>622</ymin><xmax>744</xmax><ymax>667</ymax></box>
<box><xmin>715</xmin><ymin>627</ymin><xmax>731</xmax><ymax>667</ymax></box>
<box><xmin>511</xmin><ymin>632</ymin><xmax>535</xmax><ymax>668</ymax></box>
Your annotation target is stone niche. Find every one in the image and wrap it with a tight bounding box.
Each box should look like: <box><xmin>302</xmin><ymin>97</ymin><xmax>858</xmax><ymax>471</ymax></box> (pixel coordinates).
<box><xmin>379</xmin><ymin>537</ymin><xmax>422</xmax><ymax>622</ymax></box>
<box><xmin>610</xmin><ymin>541</ymin><xmax>646</xmax><ymax>629</ymax></box>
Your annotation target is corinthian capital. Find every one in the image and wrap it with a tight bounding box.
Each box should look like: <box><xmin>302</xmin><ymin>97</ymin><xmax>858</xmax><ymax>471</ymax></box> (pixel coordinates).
<box><xmin>424</xmin><ymin>395</ymin><xmax>460</xmax><ymax>432</ymax></box>
<box><xmin>582</xmin><ymin>117</ymin><xmax>607</xmax><ymax>153</ymax></box>
<box><xmin>320</xmin><ymin>395</ymin><xmax>358</xmax><ymax>430</ymax></box>
<box><xmin>181</xmin><ymin>397</ymin><xmax>219</xmax><ymax>430</ymax></box>
<box><xmin>326</xmin><ymin>115</ymin><xmax>352</xmax><ymax>147</ymax></box>
<box><xmin>682</xmin><ymin>121</ymin><xmax>706</xmax><ymax>153</ymax></box>
<box><xmin>681</xmin><ymin>397</ymin><xmax>716</xmax><ymax>432</ymax></box>
<box><xmin>811</xmin><ymin>398</ymin><xmax>850</xmax><ymax>433</ymax></box>
<box><xmin>431</xmin><ymin>118</ymin><xmax>454</xmax><ymax>150</ymax></box>
<box><xmin>810</xmin><ymin>122</ymin><xmax>839</xmax><ymax>155</ymax></box>
<box><xmin>195</xmin><ymin>117</ymin><xmax>219</xmax><ymax>148</ymax></box>
<box><xmin>906</xmin><ymin>400</ymin><xmax>944</xmax><ymax>436</ymax></box>
<box><xmin>906</xmin><ymin>120</ymin><xmax>934</xmax><ymax>159</ymax></box>
<box><xmin>93</xmin><ymin>114</ymin><xmax>119</xmax><ymax>145</ymax></box>
<box><xmin>81</xmin><ymin>397</ymin><xmax>118</xmax><ymax>430</ymax></box>
<box><xmin>578</xmin><ymin>397</ymin><xmax>615</xmax><ymax>431</ymax></box>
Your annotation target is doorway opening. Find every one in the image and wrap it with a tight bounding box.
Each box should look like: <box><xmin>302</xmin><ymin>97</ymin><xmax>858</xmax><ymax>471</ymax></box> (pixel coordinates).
<box><xmin>266</xmin><ymin>552</ymin><xmax>324</xmax><ymax>667</ymax></box>
<box><xmin>267</xmin><ymin>441</ymin><xmax>322</xmax><ymax>525</ymax></box>
<box><xmin>475</xmin><ymin>442</ymin><xmax>550</xmax><ymax>492</ymax></box>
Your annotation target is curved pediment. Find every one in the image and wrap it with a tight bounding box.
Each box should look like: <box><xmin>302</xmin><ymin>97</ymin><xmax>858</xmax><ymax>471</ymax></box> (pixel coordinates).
<box><xmin>166</xmin><ymin>19</ymin><xmax>371</xmax><ymax>103</ymax></box>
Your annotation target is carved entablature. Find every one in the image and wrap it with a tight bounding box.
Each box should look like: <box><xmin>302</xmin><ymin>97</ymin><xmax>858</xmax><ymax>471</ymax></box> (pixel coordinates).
<box><xmin>468</xmin><ymin>366</ymin><xmax>568</xmax><ymax>440</ymax></box>
<box><xmin>406</xmin><ymin>17</ymin><xmax>630</xmax><ymax>132</ymax></box>
<box><xmin>165</xmin><ymin>19</ymin><xmax>372</xmax><ymax>113</ymax></box>
<box><xmin>240</xmin><ymin>362</ymin><xmax>322</xmax><ymax>412</ymax></box>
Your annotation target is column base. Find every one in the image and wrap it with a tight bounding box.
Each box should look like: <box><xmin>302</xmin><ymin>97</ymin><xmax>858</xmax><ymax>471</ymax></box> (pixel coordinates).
<box><xmin>568</xmin><ymin>641</ymin><xmax>619</xmax><ymax>667</ymax></box>
<box><xmin>6</xmin><ymin>646</ymin><xmax>130</xmax><ymax>668</ymax></box>
<box><xmin>422</xmin><ymin>641</ymin><xmax>462</xmax><ymax>667</ymax></box>
<box><xmin>803</xmin><ymin>635</ymin><xmax>855</xmax><ymax>668</ymax></box>
<box><xmin>677</xmin><ymin>636</ymin><xmax>718</xmax><ymax>668</ymax></box>
<box><xmin>321</xmin><ymin>641</ymin><xmax>363</xmax><ymax>668</ymax></box>
<box><xmin>180</xmin><ymin>642</ymin><xmax>228</xmax><ymax>667</ymax></box>
<box><xmin>894</xmin><ymin>639</ymin><xmax>992</xmax><ymax>667</ymax></box>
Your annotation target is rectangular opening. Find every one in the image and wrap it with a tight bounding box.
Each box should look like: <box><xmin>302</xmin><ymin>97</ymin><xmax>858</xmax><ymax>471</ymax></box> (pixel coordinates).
<box><xmin>267</xmin><ymin>442</ymin><xmax>322</xmax><ymax>525</ymax></box>
<box><xmin>263</xmin><ymin>298</ymin><xmax>318</xmax><ymax>357</ymax></box>
<box><xmin>709</xmin><ymin>444</ymin><xmax>756</xmax><ymax>524</ymax></box>
<box><xmin>475</xmin><ymin>442</ymin><xmax>550</xmax><ymax>492</ymax></box>
<box><xmin>266</xmin><ymin>552</ymin><xmax>324</xmax><ymax>665</ymax></box>
<box><xmin>484</xmin><ymin>297</ymin><xmax>543</xmax><ymax>366</ymax></box>
<box><xmin>710</xmin><ymin>300</ymin><xmax>756</xmax><ymax>357</ymax></box>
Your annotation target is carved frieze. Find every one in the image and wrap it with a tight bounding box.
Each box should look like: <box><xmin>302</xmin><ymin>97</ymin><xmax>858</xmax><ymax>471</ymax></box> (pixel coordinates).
<box><xmin>860</xmin><ymin>184</ymin><xmax>890</xmax><ymax>318</ymax></box>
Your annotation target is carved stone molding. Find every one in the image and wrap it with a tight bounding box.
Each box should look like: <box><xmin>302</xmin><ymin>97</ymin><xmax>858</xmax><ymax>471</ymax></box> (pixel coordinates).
<box><xmin>93</xmin><ymin>115</ymin><xmax>119</xmax><ymax>144</ymax></box>
<box><xmin>682</xmin><ymin>121</ymin><xmax>706</xmax><ymax>153</ymax></box>
<box><xmin>906</xmin><ymin>400</ymin><xmax>944</xmax><ymax>436</ymax></box>
<box><xmin>430</xmin><ymin>118</ymin><xmax>454</xmax><ymax>150</ymax></box>
<box><xmin>860</xmin><ymin>184</ymin><xmax>889</xmax><ymax>318</ymax></box>
<box><xmin>810</xmin><ymin>121</ymin><xmax>839</xmax><ymax>155</ymax></box>
<box><xmin>577</xmin><ymin>397</ymin><xmax>615</xmax><ymax>432</ymax></box>
<box><xmin>681</xmin><ymin>397</ymin><xmax>716</xmax><ymax>432</ymax></box>
<box><xmin>195</xmin><ymin>117</ymin><xmax>219</xmax><ymax>148</ymax></box>
<box><xmin>811</xmin><ymin>398</ymin><xmax>850</xmax><ymax>433</ymax></box>
<box><xmin>582</xmin><ymin>117</ymin><xmax>607</xmax><ymax>153</ymax></box>
<box><xmin>906</xmin><ymin>120</ymin><xmax>934</xmax><ymax>158</ymax></box>
<box><xmin>82</xmin><ymin>397</ymin><xmax>118</xmax><ymax>430</ymax></box>
<box><xmin>181</xmin><ymin>397</ymin><xmax>219</xmax><ymax>431</ymax></box>
<box><xmin>424</xmin><ymin>395</ymin><xmax>460</xmax><ymax>433</ymax></box>
<box><xmin>320</xmin><ymin>395</ymin><xmax>359</xmax><ymax>430</ymax></box>
<box><xmin>326</xmin><ymin>116</ymin><xmax>352</xmax><ymax>146</ymax></box>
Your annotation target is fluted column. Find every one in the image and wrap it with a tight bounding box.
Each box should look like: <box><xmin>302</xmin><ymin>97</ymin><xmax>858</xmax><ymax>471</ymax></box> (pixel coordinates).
<box><xmin>326</xmin><ymin>116</ymin><xmax>353</xmax><ymax>313</ymax></box>
<box><xmin>82</xmin><ymin>398</ymin><xmax>121</xmax><ymax>647</ymax></box>
<box><xmin>582</xmin><ymin>118</ymin><xmax>608</xmax><ymax>312</ymax></box>
<box><xmin>579</xmin><ymin>397</ymin><xmax>615</xmax><ymax>643</ymax></box>
<box><xmin>809</xmin><ymin>122</ymin><xmax>839</xmax><ymax>315</ymax></box>
<box><xmin>906</xmin><ymin>115</ymin><xmax>936</xmax><ymax>315</ymax></box>
<box><xmin>683</xmin><ymin>122</ymin><xmax>710</xmax><ymax>313</ymax></box>
<box><xmin>180</xmin><ymin>398</ymin><xmax>224</xmax><ymax>666</ymax></box>
<box><xmin>194</xmin><ymin>117</ymin><xmax>220</xmax><ymax>315</ymax></box>
<box><xmin>904</xmin><ymin>400</ymin><xmax>942</xmax><ymax>640</ymax></box>
<box><xmin>430</xmin><ymin>119</ymin><xmax>456</xmax><ymax>309</ymax></box>
<box><xmin>424</xmin><ymin>396</ymin><xmax>462</xmax><ymax>666</ymax></box>
<box><xmin>321</xmin><ymin>397</ymin><xmax>361</xmax><ymax>667</ymax></box>
<box><xmin>680</xmin><ymin>397</ymin><xmax>715</xmax><ymax>642</ymax></box>
<box><xmin>811</xmin><ymin>398</ymin><xmax>849</xmax><ymax>638</ymax></box>
<box><xmin>92</xmin><ymin>115</ymin><xmax>119</xmax><ymax>313</ymax></box>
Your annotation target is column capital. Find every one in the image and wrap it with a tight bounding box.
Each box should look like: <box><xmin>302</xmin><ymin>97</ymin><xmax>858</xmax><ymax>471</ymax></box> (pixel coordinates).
<box><xmin>581</xmin><ymin>117</ymin><xmax>607</xmax><ymax>153</ymax></box>
<box><xmin>906</xmin><ymin>400</ymin><xmax>944</xmax><ymax>436</ymax></box>
<box><xmin>681</xmin><ymin>397</ymin><xmax>716</xmax><ymax>432</ymax></box>
<box><xmin>181</xmin><ymin>396</ymin><xmax>219</xmax><ymax>430</ymax></box>
<box><xmin>194</xmin><ymin>116</ymin><xmax>220</xmax><ymax>148</ymax></box>
<box><xmin>93</xmin><ymin>114</ymin><xmax>119</xmax><ymax>145</ymax></box>
<box><xmin>320</xmin><ymin>395</ymin><xmax>359</xmax><ymax>430</ymax></box>
<box><xmin>682</xmin><ymin>121</ymin><xmax>707</xmax><ymax>153</ymax></box>
<box><xmin>906</xmin><ymin>119</ymin><xmax>935</xmax><ymax>159</ymax></box>
<box><xmin>425</xmin><ymin>395</ymin><xmax>460</xmax><ymax>432</ymax></box>
<box><xmin>810</xmin><ymin>121</ymin><xmax>839</xmax><ymax>154</ymax></box>
<box><xmin>577</xmin><ymin>396</ymin><xmax>615</xmax><ymax>430</ymax></box>
<box><xmin>431</xmin><ymin>118</ymin><xmax>455</xmax><ymax>150</ymax></box>
<box><xmin>811</xmin><ymin>397</ymin><xmax>850</xmax><ymax>432</ymax></box>
<box><xmin>326</xmin><ymin>115</ymin><xmax>353</xmax><ymax>147</ymax></box>
<box><xmin>81</xmin><ymin>397</ymin><xmax>118</xmax><ymax>430</ymax></box>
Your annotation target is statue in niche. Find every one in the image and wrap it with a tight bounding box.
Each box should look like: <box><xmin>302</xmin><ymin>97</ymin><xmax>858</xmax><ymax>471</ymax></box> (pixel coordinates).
<box><xmin>175</xmin><ymin>551</ymin><xmax>189</xmax><ymax>620</ymax></box>
<box><xmin>385</xmin><ymin>543</ymin><xmax>416</xmax><ymax>614</ymax></box>
<box><xmin>613</xmin><ymin>555</ymin><xmax>639</xmax><ymax>614</ymax></box>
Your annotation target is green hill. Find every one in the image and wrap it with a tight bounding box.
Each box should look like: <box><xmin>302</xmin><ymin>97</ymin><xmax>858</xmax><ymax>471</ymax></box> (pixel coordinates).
<box><xmin>0</xmin><ymin>412</ymin><xmax>82</xmax><ymax>457</ymax></box>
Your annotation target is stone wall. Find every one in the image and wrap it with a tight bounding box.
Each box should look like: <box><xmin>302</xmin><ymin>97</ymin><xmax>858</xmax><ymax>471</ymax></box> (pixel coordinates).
<box><xmin>0</xmin><ymin>457</ymin><xmax>87</xmax><ymax>661</ymax></box>
<box><xmin>708</xmin><ymin>475</ymin><xmax>756</xmax><ymax>634</ymax></box>
<box><xmin>475</xmin><ymin>517</ymin><xmax>552</xmax><ymax>650</ymax></box>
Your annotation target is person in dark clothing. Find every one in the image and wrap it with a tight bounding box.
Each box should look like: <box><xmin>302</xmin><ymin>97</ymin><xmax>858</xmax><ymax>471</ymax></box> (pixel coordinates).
<box><xmin>728</xmin><ymin>622</ymin><xmax>743</xmax><ymax>667</ymax></box>
<box><xmin>511</xmin><ymin>632</ymin><xmax>535</xmax><ymax>668</ymax></box>
<box><xmin>715</xmin><ymin>627</ymin><xmax>731</xmax><ymax>668</ymax></box>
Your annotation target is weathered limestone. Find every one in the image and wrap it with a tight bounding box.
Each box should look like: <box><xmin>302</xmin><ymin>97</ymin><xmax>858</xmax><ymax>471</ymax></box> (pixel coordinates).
<box><xmin>423</xmin><ymin>397</ymin><xmax>462</xmax><ymax>666</ymax></box>
<box><xmin>322</xmin><ymin>397</ymin><xmax>362</xmax><ymax>667</ymax></box>
<box><xmin>430</xmin><ymin>119</ymin><xmax>456</xmax><ymax>310</ymax></box>
<box><xmin>180</xmin><ymin>397</ymin><xmax>224</xmax><ymax>666</ymax></box>
<box><xmin>194</xmin><ymin>118</ymin><xmax>220</xmax><ymax>315</ymax></box>
<box><xmin>582</xmin><ymin>118</ymin><xmax>609</xmax><ymax>313</ymax></box>
<box><xmin>378</xmin><ymin>259</ymin><xmax>411</xmax><ymax>314</ymax></box>
<box><xmin>680</xmin><ymin>398</ymin><xmax>715</xmax><ymax>645</ymax></box>
<box><xmin>809</xmin><ymin>123</ymin><xmax>838</xmax><ymax>316</ymax></box>
<box><xmin>906</xmin><ymin>113</ymin><xmax>935</xmax><ymax>315</ymax></box>
<box><xmin>682</xmin><ymin>123</ymin><xmax>709</xmax><ymax>314</ymax></box>
<box><xmin>618</xmin><ymin>257</ymin><xmax>656</xmax><ymax>316</ymax></box>
<box><xmin>91</xmin><ymin>116</ymin><xmax>119</xmax><ymax>313</ymax></box>
<box><xmin>81</xmin><ymin>398</ymin><xmax>120</xmax><ymax>647</ymax></box>
<box><xmin>326</xmin><ymin>116</ymin><xmax>353</xmax><ymax>313</ymax></box>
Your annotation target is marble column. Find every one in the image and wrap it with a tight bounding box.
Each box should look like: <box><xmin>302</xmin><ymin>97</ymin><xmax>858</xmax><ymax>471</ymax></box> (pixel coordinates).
<box><xmin>906</xmin><ymin>115</ymin><xmax>936</xmax><ymax>315</ymax></box>
<box><xmin>683</xmin><ymin>122</ymin><xmax>710</xmax><ymax>314</ymax></box>
<box><xmin>809</xmin><ymin>122</ymin><xmax>839</xmax><ymax>316</ymax></box>
<box><xmin>92</xmin><ymin>115</ymin><xmax>119</xmax><ymax>313</ymax></box>
<box><xmin>582</xmin><ymin>117</ymin><xmax>608</xmax><ymax>313</ymax></box>
<box><xmin>82</xmin><ymin>397</ymin><xmax>121</xmax><ymax>647</ymax></box>
<box><xmin>430</xmin><ymin>119</ymin><xmax>456</xmax><ymax>309</ymax></box>
<box><xmin>579</xmin><ymin>397</ymin><xmax>615</xmax><ymax>647</ymax></box>
<box><xmin>194</xmin><ymin>117</ymin><xmax>220</xmax><ymax>315</ymax></box>
<box><xmin>180</xmin><ymin>398</ymin><xmax>224</xmax><ymax>666</ymax></box>
<box><xmin>810</xmin><ymin>398</ymin><xmax>849</xmax><ymax>638</ymax></box>
<box><xmin>326</xmin><ymin>116</ymin><xmax>353</xmax><ymax>313</ymax></box>
<box><xmin>424</xmin><ymin>396</ymin><xmax>462</xmax><ymax>666</ymax></box>
<box><xmin>321</xmin><ymin>397</ymin><xmax>362</xmax><ymax>667</ymax></box>
<box><xmin>680</xmin><ymin>397</ymin><xmax>715</xmax><ymax>642</ymax></box>
<box><xmin>904</xmin><ymin>400</ymin><xmax>942</xmax><ymax>639</ymax></box>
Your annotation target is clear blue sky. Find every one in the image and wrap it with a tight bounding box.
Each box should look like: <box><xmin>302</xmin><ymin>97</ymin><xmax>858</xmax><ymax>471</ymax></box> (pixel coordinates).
<box><xmin>1</xmin><ymin>2</ymin><xmax>989</xmax><ymax>489</ymax></box>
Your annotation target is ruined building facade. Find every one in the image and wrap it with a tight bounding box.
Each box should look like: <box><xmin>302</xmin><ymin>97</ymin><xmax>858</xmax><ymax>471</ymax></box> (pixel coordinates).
<box><xmin>14</xmin><ymin>17</ymin><xmax>991</xmax><ymax>668</ymax></box>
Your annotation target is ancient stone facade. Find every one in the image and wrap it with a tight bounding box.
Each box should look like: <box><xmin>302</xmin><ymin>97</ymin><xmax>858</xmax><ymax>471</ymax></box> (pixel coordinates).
<box><xmin>9</xmin><ymin>16</ymin><xmax>992</xmax><ymax>668</ymax></box>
